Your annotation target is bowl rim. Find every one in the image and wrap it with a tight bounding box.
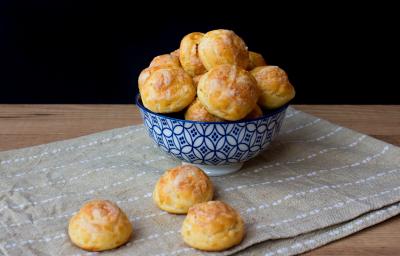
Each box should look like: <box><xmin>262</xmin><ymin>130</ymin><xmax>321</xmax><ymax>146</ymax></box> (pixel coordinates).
<box><xmin>135</xmin><ymin>93</ymin><xmax>289</xmax><ymax>125</ymax></box>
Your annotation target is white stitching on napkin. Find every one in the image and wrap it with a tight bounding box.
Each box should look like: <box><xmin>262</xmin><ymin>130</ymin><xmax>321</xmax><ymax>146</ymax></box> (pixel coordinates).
<box><xmin>3</xmin><ymin>144</ymin><xmax>158</xmax><ymax>180</ymax></box>
<box><xmin>280</xmin><ymin>126</ymin><xmax>343</xmax><ymax>144</ymax></box>
<box><xmin>0</xmin><ymin>181</ymin><xmax>152</xmax><ymax>212</ymax></box>
<box><xmin>159</xmin><ymin>189</ymin><xmax>400</xmax><ymax>256</ymax></box>
<box><xmin>255</xmin><ymin>185</ymin><xmax>400</xmax><ymax>230</ymax></box>
<box><xmin>3</xmin><ymin>178</ymin><xmax>400</xmax><ymax>252</ymax></box>
<box><xmin>1</xmin><ymin>164</ymin><xmax>127</xmax><ymax>194</ymax></box>
<box><xmin>3</xmin><ymin>150</ymin><xmax>127</xmax><ymax>179</ymax></box>
<box><xmin>129</xmin><ymin>211</ymin><xmax>168</xmax><ymax>222</ymax></box>
<box><xmin>285</xmin><ymin>110</ymin><xmax>300</xmax><ymax>119</ymax></box>
<box><xmin>3</xmin><ymin>211</ymin><xmax>77</xmax><ymax>228</ymax></box>
<box><xmin>0</xmin><ymin>113</ymin><xmax>304</xmax><ymax>169</ymax></box>
<box><xmin>0</xmin><ymin>163</ymin><xmax>160</xmax><ymax>212</ymax></box>
<box><xmin>0</xmin><ymin>127</ymin><xmax>145</xmax><ymax>167</ymax></box>
<box><xmin>240</xmin><ymin>168</ymin><xmax>400</xmax><ymax>213</ymax></box>
<box><xmin>0</xmin><ymin>145</ymin><xmax>389</xmax><ymax>226</ymax></box>
<box><xmin>1</xmin><ymin>154</ymin><xmax>165</xmax><ymax>194</ymax></box>
<box><xmin>285</xmin><ymin>135</ymin><xmax>366</xmax><ymax>164</ymax></box>
<box><xmin>262</xmin><ymin>203</ymin><xmax>400</xmax><ymax>256</ymax></box>
<box><xmin>97</xmin><ymin>147</ymin><xmax>392</xmax><ymax>238</ymax></box>
<box><xmin>222</xmin><ymin>135</ymin><xmax>367</xmax><ymax>180</ymax></box>
<box><xmin>283</xmin><ymin>119</ymin><xmax>321</xmax><ymax>134</ymax></box>
<box><xmin>222</xmin><ymin>127</ymin><xmax>346</xmax><ymax>180</ymax></box>
<box><xmin>3</xmin><ymin>233</ymin><xmax>67</xmax><ymax>249</ymax></box>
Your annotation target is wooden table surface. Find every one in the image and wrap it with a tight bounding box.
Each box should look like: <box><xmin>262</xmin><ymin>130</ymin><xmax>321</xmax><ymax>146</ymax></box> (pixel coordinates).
<box><xmin>0</xmin><ymin>105</ymin><xmax>399</xmax><ymax>255</ymax></box>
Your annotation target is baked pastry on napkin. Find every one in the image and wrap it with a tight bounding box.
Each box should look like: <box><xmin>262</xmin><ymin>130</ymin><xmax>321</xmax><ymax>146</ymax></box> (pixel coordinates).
<box><xmin>68</xmin><ymin>200</ymin><xmax>132</xmax><ymax>251</ymax></box>
<box><xmin>181</xmin><ymin>201</ymin><xmax>245</xmax><ymax>251</ymax></box>
<box><xmin>153</xmin><ymin>165</ymin><xmax>214</xmax><ymax>214</ymax></box>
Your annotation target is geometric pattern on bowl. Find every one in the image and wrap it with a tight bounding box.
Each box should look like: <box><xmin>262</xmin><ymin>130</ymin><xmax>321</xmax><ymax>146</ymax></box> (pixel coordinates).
<box><xmin>136</xmin><ymin>95</ymin><xmax>287</xmax><ymax>166</ymax></box>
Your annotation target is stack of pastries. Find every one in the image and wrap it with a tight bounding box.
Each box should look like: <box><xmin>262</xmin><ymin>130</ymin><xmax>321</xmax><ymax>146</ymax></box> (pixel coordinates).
<box><xmin>139</xmin><ymin>29</ymin><xmax>295</xmax><ymax>122</ymax></box>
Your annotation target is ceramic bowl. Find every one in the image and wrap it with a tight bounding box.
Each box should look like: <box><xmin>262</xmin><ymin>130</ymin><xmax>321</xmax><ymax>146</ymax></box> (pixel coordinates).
<box><xmin>136</xmin><ymin>94</ymin><xmax>288</xmax><ymax>176</ymax></box>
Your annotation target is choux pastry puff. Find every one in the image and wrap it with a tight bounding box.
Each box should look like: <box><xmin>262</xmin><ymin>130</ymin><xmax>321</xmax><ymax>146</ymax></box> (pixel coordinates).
<box><xmin>251</xmin><ymin>65</ymin><xmax>295</xmax><ymax>109</ymax></box>
<box><xmin>248</xmin><ymin>51</ymin><xmax>267</xmax><ymax>70</ymax></box>
<box><xmin>181</xmin><ymin>201</ymin><xmax>245</xmax><ymax>251</ymax></box>
<box><xmin>244</xmin><ymin>104</ymin><xmax>263</xmax><ymax>120</ymax></box>
<box><xmin>68</xmin><ymin>199</ymin><xmax>132</xmax><ymax>251</ymax></box>
<box><xmin>153</xmin><ymin>165</ymin><xmax>214</xmax><ymax>214</ymax></box>
<box><xmin>185</xmin><ymin>98</ymin><xmax>224</xmax><ymax>122</ymax></box>
<box><xmin>198</xmin><ymin>29</ymin><xmax>249</xmax><ymax>70</ymax></box>
<box><xmin>197</xmin><ymin>64</ymin><xmax>259</xmax><ymax>121</ymax></box>
<box><xmin>192</xmin><ymin>74</ymin><xmax>203</xmax><ymax>88</ymax></box>
<box><xmin>138</xmin><ymin>66</ymin><xmax>196</xmax><ymax>113</ymax></box>
<box><xmin>149</xmin><ymin>54</ymin><xmax>181</xmax><ymax>68</ymax></box>
<box><xmin>170</xmin><ymin>49</ymin><xmax>180</xmax><ymax>59</ymax></box>
<box><xmin>179</xmin><ymin>32</ymin><xmax>207</xmax><ymax>76</ymax></box>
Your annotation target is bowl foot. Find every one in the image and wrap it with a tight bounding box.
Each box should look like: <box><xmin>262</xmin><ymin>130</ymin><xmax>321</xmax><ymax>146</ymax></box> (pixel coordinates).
<box><xmin>182</xmin><ymin>162</ymin><xmax>243</xmax><ymax>176</ymax></box>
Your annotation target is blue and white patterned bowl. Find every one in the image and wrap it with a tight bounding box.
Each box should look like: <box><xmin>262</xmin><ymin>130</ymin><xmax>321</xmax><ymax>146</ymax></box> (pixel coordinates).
<box><xmin>136</xmin><ymin>94</ymin><xmax>288</xmax><ymax>176</ymax></box>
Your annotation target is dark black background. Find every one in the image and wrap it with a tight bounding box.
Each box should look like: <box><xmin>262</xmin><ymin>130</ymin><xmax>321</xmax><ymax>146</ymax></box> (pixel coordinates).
<box><xmin>0</xmin><ymin>1</ymin><xmax>398</xmax><ymax>104</ymax></box>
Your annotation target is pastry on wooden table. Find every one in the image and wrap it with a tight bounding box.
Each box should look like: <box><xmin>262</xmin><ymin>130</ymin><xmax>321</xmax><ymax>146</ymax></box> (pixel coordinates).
<box><xmin>197</xmin><ymin>64</ymin><xmax>259</xmax><ymax>121</ymax></box>
<box><xmin>138</xmin><ymin>67</ymin><xmax>196</xmax><ymax>113</ymax></box>
<box><xmin>153</xmin><ymin>165</ymin><xmax>214</xmax><ymax>214</ymax></box>
<box><xmin>68</xmin><ymin>200</ymin><xmax>132</xmax><ymax>252</ymax></box>
<box><xmin>179</xmin><ymin>32</ymin><xmax>207</xmax><ymax>76</ymax></box>
<box><xmin>185</xmin><ymin>98</ymin><xmax>224</xmax><ymax>122</ymax></box>
<box><xmin>198</xmin><ymin>29</ymin><xmax>249</xmax><ymax>70</ymax></box>
<box><xmin>248</xmin><ymin>51</ymin><xmax>267</xmax><ymax>70</ymax></box>
<box><xmin>181</xmin><ymin>201</ymin><xmax>245</xmax><ymax>251</ymax></box>
<box><xmin>149</xmin><ymin>54</ymin><xmax>181</xmax><ymax>68</ymax></box>
<box><xmin>251</xmin><ymin>65</ymin><xmax>295</xmax><ymax>109</ymax></box>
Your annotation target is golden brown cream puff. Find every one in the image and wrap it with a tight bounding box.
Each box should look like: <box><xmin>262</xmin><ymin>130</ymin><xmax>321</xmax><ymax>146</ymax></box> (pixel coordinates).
<box><xmin>181</xmin><ymin>201</ymin><xmax>245</xmax><ymax>251</ymax></box>
<box><xmin>68</xmin><ymin>200</ymin><xmax>132</xmax><ymax>252</ymax></box>
<box><xmin>149</xmin><ymin>54</ymin><xmax>181</xmax><ymax>69</ymax></box>
<box><xmin>139</xmin><ymin>67</ymin><xmax>196</xmax><ymax>113</ymax></box>
<box><xmin>179</xmin><ymin>32</ymin><xmax>207</xmax><ymax>76</ymax></box>
<box><xmin>248</xmin><ymin>51</ymin><xmax>267</xmax><ymax>70</ymax></box>
<box><xmin>251</xmin><ymin>66</ymin><xmax>295</xmax><ymax>109</ymax></box>
<box><xmin>185</xmin><ymin>98</ymin><xmax>224</xmax><ymax>122</ymax></box>
<box><xmin>198</xmin><ymin>29</ymin><xmax>249</xmax><ymax>70</ymax></box>
<box><xmin>153</xmin><ymin>165</ymin><xmax>214</xmax><ymax>214</ymax></box>
<box><xmin>197</xmin><ymin>64</ymin><xmax>259</xmax><ymax>121</ymax></box>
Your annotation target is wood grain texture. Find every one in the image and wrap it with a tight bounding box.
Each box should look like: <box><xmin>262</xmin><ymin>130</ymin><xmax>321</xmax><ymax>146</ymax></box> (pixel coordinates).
<box><xmin>0</xmin><ymin>104</ymin><xmax>399</xmax><ymax>255</ymax></box>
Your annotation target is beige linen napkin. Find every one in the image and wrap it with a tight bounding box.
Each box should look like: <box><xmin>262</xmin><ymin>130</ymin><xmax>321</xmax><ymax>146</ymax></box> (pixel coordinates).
<box><xmin>0</xmin><ymin>107</ymin><xmax>399</xmax><ymax>256</ymax></box>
